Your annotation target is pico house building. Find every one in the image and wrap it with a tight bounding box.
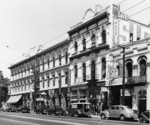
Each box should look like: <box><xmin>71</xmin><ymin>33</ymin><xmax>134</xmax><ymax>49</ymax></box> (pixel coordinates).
<box><xmin>67</xmin><ymin>4</ymin><xmax>150</xmax><ymax>112</ymax></box>
<box><xmin>8</xmin><ymin>39</ymin><xmax>70</xmax><ymax>110</ymax></box>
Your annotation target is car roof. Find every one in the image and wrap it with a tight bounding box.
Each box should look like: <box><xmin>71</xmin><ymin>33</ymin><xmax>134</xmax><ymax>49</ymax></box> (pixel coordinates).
<box><xmin>71</xmin><ymin>102</ymin><xmax>90</xmax><ymax>105</ymax></box>
<box><xmin>110</xmin><ymin>105</ymin><xmax>128</xmax><ymax>107</ymax></box>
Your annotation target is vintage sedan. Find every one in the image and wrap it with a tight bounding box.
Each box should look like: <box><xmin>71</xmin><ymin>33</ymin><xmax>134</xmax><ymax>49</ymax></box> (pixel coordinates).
<box><xmin>100</xmin><ymin>105</ymin><xmax>138</xmax><ymax>121</ymax></box>
<box><xmin>66</xmin><ymin>102</ymin><xmax>91</xmax><ymax>117</ymax></box>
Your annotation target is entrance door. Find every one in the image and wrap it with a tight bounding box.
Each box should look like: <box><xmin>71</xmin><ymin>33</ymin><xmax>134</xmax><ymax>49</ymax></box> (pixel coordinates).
<box><xmin>138</xmin><ymin>89</ymin><xmax>146</xmax><ymax>114</ymax></box>
<box><xmin>138</xmin><ymin>99</ymin><xmax>146</xmax><ymax>114</ymax></box>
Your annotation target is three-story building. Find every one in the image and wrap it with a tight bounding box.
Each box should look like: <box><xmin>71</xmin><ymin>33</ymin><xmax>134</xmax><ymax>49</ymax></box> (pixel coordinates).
<box><xmin>8</xmin><ymin>39</ymin><xmax>70</xmax><ymax>109</ymax></box>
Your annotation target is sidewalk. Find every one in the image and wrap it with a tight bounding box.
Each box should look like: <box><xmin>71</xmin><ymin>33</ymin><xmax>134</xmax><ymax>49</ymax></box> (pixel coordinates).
<box><xmin>90</xmin><ymin>115</ymin><xmax>101</xmax><ymax>119</ymax></box>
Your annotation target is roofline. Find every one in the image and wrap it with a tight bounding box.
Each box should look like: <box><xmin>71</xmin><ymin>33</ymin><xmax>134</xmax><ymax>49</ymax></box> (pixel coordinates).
<box><xmin>9</xmin><ymin>39</ymin><xmax>69</xmax><ymax>69</ymax></box>
<box><xmin>68</xmin><ymin>11</ymin><xmax>108</xmax><ymax>35</ymax></box>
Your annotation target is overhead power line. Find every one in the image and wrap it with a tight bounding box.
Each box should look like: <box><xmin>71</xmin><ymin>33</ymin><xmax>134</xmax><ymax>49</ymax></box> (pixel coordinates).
<box><xmin>42</xmin><ymin>32</ymin><xmax>67</xmax><ymax>46</ymax></box>
<box><xmin>129</xmin><ymin>6</ymin><xmax>150</xmax><ymax>17</ymax></box>
<box><xmin>123</xmin><ymin>0</ymin><xmax>146</xmax><ymax>12</ymax></box>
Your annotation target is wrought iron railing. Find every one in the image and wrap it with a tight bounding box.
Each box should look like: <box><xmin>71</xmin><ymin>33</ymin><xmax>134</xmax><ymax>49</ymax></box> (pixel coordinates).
<box><xmin>126</xmin><ymin>75</ymin><xmax>147</xmax><ymax>84</ymax></box>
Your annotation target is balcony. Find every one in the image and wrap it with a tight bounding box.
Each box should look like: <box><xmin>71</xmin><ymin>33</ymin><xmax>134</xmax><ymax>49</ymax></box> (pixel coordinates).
<box><xmin>126</xmin><ymin>75</ymin><xmax>147</xmax><ymax>84</ymax></box>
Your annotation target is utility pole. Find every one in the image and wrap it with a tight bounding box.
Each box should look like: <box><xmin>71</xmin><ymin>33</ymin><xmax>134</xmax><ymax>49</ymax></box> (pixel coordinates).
<box><xmin>29</xmin><ymin>45</ymin><xmax>43</xmax><ymax>112</ymax></box>
<box><xmin>118</xmin><ymin>45</ymin><xmax>127</xmax><ymax>105</ymax></box>
<box><xmin>122</xmin><ymin>46</ymin><xmax>125</xmax><ymax>105</ymax></box>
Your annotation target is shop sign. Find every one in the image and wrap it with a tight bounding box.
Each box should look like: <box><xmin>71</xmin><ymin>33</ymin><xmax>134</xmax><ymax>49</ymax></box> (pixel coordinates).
<box><xmin>110</xmin><ymin>78</ymin><xmax>122</xmax><ymax>86</ymax></box>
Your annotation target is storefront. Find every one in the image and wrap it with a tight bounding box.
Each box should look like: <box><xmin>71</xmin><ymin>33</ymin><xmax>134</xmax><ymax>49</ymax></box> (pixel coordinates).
<box><xmin>6</xmin><ymin>95</ymin><xmax>22</xmax><ymax>107</ymax></box>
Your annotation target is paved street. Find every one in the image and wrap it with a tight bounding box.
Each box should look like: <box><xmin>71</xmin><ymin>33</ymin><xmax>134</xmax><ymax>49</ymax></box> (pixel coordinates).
<box><xmin>0</xmin><ymin>112</ymin><xmax>146</xmax><ymax>125</ymax></box>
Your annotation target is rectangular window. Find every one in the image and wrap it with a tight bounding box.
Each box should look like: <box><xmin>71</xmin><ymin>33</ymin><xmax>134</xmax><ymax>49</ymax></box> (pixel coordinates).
<box><xmin>65</xmin><ymin>52</ymin><xmax>68</xmax><ymax>64</ymax></box>
<box><xmin>130</xmin><ymin>33</ymin><xmax>133</xmax><ymax>42</ymax></box>
<box><xmin>47</xmin><ymin>59</ymin><xmax>50</xmax><ymax>69</ymax></box>
<box><xmin>74</xmin><ymin>65</ymin><xmax>78</xmax><ymax>83</ymax></box>
<box><xmin>59</xmin><ymin>55</ymin><xmax>61</xmax><ymax>66</ymax></box>
<box><xmin>53</xmin><ymin>57</ymin><xmax>55</xmax><ymax>67</ymax></box>
<box><xmin>53</xmin><ymin>74</ymin><xmax>55</xmax><ymax>86</ymax></box>
<box><xmin>42</xmin><ymin>77</ymin><xmax>44</xmax><ymax>88</ymax></box>
<box><xmin>65</xmin><ymin>72</ymin><xmax>68</xmax><ymax>84</ymax></box>
<box><xmin>83</xmin><ymin>63</ymin><xmax>86</xmax><ymax>82</ymax></box>
<box><xmin>43</xmin><ymin>61</ymin><xmax>45</xmax><ymax>71</ymax></box>
<box><xmin>47</xmin><ymin>76</ymin><xmax>50</xmax><ymax>87</ymax></box>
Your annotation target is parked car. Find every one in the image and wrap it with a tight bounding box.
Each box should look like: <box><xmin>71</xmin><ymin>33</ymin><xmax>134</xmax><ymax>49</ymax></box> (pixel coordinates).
<box><xmin>10</xmin><ymin>105</ymin><xmax>18</xmax><ymax>112</ymax></box>
<box><xmin>5</xmin><ymin>105</ymin><xmax>17</xmax><ymax>112</ymax></box>
<box><xmin>47</xmin><ymin>106</ymin><xmax>67</xmax><ymax>116</ymax></box>
<box><xmin>138</xmin><ymin>110</ymin><xmax>150</xmax><ymax>123</ymax></box>
<box><xmin>66</xmin><ymin>102</ymin><xmax>91</xmax><ymax>117</ymax></box>
<box><xmin>17</xmin><ymin>105</ymin><xmax>30</xmax><ymax>113</ymax></box>
<box><xmin>100</xmin><ymin>105</ymin><xmax>138</xmax><ymax>121</ymax></box>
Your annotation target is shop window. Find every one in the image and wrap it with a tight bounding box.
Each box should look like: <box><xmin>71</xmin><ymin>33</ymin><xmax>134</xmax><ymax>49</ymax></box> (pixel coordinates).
<box><xmin>139</xmin><ymin>59</ymin><xmax>146</xmax><ymax>76</ymax></box>
<box><xmin>102</xmin><ymin>58</ymin><xmax>106</xmax><ymax>79</ymax></box>
<box><xmin>91</xmin><ymin>60</ymin><xmax>95</xmax><ymax>80</ymax></box>
<box><xmin>82</xmin><ymin>63</ymin><xmax>86</xmax><ymax>82</ymax></box>
<box><xmin>126</xmin><ymin>61</ymin><xmax>133</xmax><ymax>77</ymax></box>
<box><xmin>82</xmin><ymin>38</ymin><xmax>86</xmax><ymax>51</ymax></box>
<box><xmin>91</xmin><ymin>33</ymin><xmax>96</xmax><ymax>47</ymax></box>
<box><xmin>101</xmin><ymin>27</ymin><xmax>106</xmax><ymax>43</ymax></box>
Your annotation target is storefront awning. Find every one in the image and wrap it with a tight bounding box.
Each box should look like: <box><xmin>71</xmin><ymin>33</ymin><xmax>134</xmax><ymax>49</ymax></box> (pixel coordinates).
<box><xmin>6</xmin><ymin>95</ymin><xmax>22</xmax><ymax>104</ymax></box>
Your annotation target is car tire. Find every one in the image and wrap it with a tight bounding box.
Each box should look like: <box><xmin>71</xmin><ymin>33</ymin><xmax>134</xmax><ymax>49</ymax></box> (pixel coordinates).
<box><xmin>139</xmin><ymin>117</ymin><xmax>144</xmax><ymax>123</ymax></box>
<box><xmin>120</xmin><ymin>115</ymin><xmax>125</xmax><ymax>121</ymax></box>
<box><xmin>74</xmin><ymin>112</ymin><xmax>78</xmax><ymax>117</ymax></box>
<box><xmin>101</xmin><ymin>114</ymin><xmax>106</xmax><ymax>119</ymax></box>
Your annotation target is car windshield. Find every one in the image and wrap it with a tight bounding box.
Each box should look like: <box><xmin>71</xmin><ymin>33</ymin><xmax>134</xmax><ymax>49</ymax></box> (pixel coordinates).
<box><xmin>126</xmin><ymin>106</ymin><xmax>132</xmax><ymax>109</ymax></box>
<box><xmin>84</xmin><ymin>104</ymin><xmax>90</xmax><ymax>112</ymax></box>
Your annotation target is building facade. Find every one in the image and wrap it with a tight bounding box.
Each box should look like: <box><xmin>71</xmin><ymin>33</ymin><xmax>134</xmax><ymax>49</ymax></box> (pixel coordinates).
<box><xmin>107</xmin><ymin>38</ymin><xmax>150</xmax><ymax>113</ymax></box>
<box><xmin>8</xmin><ymin>39</ymin><xmax>70</xmax><ymax>109</ymax></box>
<box><xmin>8</xmin><ymin>4</ymin><xmax>150</xmax><ymax>113</ymax></box>
<box><xmin>67</xmin><ymin>4</ymin><xmax>150</xmax><ymax>112</ymax></box>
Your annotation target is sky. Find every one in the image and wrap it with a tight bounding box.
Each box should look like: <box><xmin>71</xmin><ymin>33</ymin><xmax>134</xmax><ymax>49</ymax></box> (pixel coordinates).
<box><xmin>0</xmin><ymin>0</ymin><xmax>150</xmax><ymax>78</ymax></box>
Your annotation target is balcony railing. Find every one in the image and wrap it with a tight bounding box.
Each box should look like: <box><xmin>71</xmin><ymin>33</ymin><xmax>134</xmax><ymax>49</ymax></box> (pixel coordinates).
<box><xmin>126</xmin><ymin>75</ymin><xmax>147</xmax><ymax>84</ymax></box>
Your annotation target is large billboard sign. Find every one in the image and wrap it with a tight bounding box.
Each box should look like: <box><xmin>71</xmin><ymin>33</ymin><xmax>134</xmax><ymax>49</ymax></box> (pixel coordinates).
<box><xmin>112</xmin><ymin>4</ymin><xmax>150</xmax><ymax>45</ymax></box>
<box><xmin>119</xmin><ymin>20</ymin><xmax>150</xmax><ymax>44</ymax></box>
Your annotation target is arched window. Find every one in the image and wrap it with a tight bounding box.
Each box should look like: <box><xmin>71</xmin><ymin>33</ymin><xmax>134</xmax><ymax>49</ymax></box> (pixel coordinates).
<box><xmin>59</xmin><ymin>54</ymin><xmax>61</xmax><ymax>66</ymax></box>
<box><xmin>82</xmin><ymin>63</ymin><xmax>86</xmax><ymax>82</ymax></box>
<box><xmin>82</xmin><ymin>38</ymin><xmax>86</xmax><ymax>51</ymax></box>
<box><xmin>139</xmin><ymin>59</ymin><xmax>146</xmax><ymax>76</ymax></box>
<box><xmin>91</xmin><ymin>60</ymin><xmax>95</xmax><ymax>80</ymax></box>
<box><xmin>126</xmin><ymin>60</ymin><xmax>133</xmax><ymax>77</ymax></box>
<box><xmin>91</xmin><ymin>33</ymin><xmax>96</xmax><ymax>47</ymax></box>
<box><xmin>102</xmin><ymin>58</ymin><xmax>106</xmax><ymax>79</ymax></box>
